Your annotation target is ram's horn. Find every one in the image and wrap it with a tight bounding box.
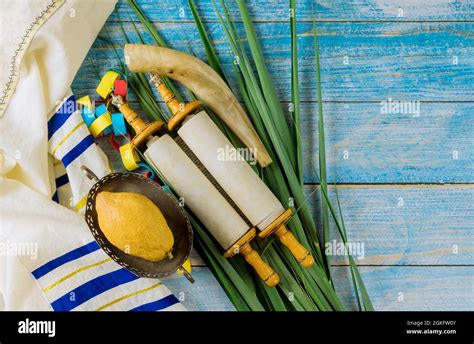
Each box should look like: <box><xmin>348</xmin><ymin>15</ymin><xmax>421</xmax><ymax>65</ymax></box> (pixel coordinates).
<box><xmin>124</xmin><ymin>44</ymin><xmax>272</xmax><ymax>167</ymax></box>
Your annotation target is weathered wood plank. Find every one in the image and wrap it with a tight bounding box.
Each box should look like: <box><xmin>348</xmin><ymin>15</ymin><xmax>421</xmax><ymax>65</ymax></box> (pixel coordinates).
<box><xmin>94</xmin><ymin>101</ymin><xmax>474</xmax><ymax>183</ymax></box>
<box><xmin>304</xmin><ymin>184</ymin><xmax>474</xmax><ymax>266</ymax></box>
<box><xmin>163</xmin><ymin>267</ymin><xmax>236</xmax><ymax>311</ymax></box>
<box><xmin>298</xmin><ymin>101</ymin><xmax>474</xmax><ymax>183</ymax></box>
<box><xmin>332</xmin><ymin>266</ymin><xmax>474</xmax><ymax>311</ymax></box>
<box><xmin>72</xmin><ymin>21</ymin><xmax>474</xmax><ymax>101</ymax></box>
<box><xmin>163</xmin><ymin>266</ymin><xmax>474</xmax><ymax>311</ymax></box>
<box><xmin>109</xmin><ymin>0</ymin><xmax>474</xmax><ymax>22</ymax></box>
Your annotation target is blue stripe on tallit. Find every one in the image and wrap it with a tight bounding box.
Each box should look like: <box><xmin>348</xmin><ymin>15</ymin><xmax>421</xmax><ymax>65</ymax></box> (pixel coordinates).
<box><xmin>32</xmin><ymin>241</ymin><xmax>100</xmax><ymax>279</ymax></box>
<box><xmin>55</xmin><ymin>174</ymin><xmax>69</xmax><ymax>188</ymax></box>
<box><xmin>51</xmin><ymin>268</ymin><xmax>139</xmax><ymax>311</ymax></box>
<box><xmin>61</xmin><ymin>135</ymin><xmax>94</xmax><ymax>167</ymax></box>
<box><xmin>129</xmin><ymin>294</ymin><xmax>179</xmax><ymax>311</ymax></box>
<box><xmin>47</xmin><ymin>95</ymin><xmax>76</xmax><ymax>140</ymax></box>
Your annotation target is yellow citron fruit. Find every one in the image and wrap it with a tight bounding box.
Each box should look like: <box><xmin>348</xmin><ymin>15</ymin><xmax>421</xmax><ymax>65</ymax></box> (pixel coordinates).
<box><xmin>96</xmin><ymin>191</ymin><xmax>174</xmax><ymax>261</ymax></box>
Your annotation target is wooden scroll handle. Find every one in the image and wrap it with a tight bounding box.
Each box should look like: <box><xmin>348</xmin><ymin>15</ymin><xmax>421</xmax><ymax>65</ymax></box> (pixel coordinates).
<box><xmin>225</xmin><ymin>228</ymin><xmax>280</xmax><ymax>287</ymax></box>
<box><xmin>239</xmin><ymin>242</ymin><xmax>280</xmax><ymax>287</ymax></box>
<box><xmin>259</xmin><ymin>209</ymin><xmax>315</xmax><ymax>268</ymax></box>
<box><xmin>119</xmin><ymin>103</ymin><xmax>149</xmax><ymax>134</ymax></box>
<box><xmin>275</xmin><ymin>225</ymin><xmax>315</xmax><ymax>268</ymax></box>
<box><xmin>111</xmin><ymin>94</ymin><xmax>163</xmax><ymax>148</ymax></box>
<box><xmin>149</xmin><ymin>75</ymin><xmax>201</xmax><ymax>131</ymax></box>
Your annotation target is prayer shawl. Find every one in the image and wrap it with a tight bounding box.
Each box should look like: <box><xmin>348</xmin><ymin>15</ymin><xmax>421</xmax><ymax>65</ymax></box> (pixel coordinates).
<box><xmin>0</xmin><ymin>0</ymin><xmax>185</xmax><ymax>311</ymax></box>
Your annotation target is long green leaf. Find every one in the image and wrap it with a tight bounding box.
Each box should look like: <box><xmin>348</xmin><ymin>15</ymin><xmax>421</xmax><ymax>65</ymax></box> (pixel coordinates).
<box><xmin>128</xmin><ymin>0</ymin><xmax>167</xmax><ymax>46</ymax></box>
<box><xmin>188</xmin><ymin>0</ymin><xmax>225</xmax><ymax>79</ymax></box>
<box><xmin>234</xmin><ymin>0</ymin><xmax>296</xmax><ymax>170</ymax></box>
<box><xmin>313</xmin><ymin>24</ymin><xmax>331</xmax><ymax>276</ymax></box>
<box><xmin>318</xmin><ymin>182</ymin><xmax>374</xmax><ymax>311</ymax></box>
<box><xmin>335</xmin><ymin>183</ymin><xmax>362</xmax><ymax>311</ymax></box>
<box><xmin>290</xmin><ymin>0</ymin><xmax>303</xmax><ymax>186</ymax></box>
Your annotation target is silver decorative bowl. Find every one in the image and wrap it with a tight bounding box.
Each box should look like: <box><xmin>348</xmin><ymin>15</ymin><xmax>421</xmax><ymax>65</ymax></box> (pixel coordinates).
<box><xmin>82</xmin><ymin>166</ymin><xmax>194</xmax><ymax>283</ymax></box>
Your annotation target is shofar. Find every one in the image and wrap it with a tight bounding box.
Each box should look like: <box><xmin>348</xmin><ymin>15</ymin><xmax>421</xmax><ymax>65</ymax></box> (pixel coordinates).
<box><xmin>123</xmin><ymin>44</ymin><xmax>272</xmax><ymax>167</ymax></box>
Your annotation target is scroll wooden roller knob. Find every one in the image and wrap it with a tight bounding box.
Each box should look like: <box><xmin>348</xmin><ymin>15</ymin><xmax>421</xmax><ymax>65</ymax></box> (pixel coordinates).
<box><xmin>274</xmin><ymin>225</ymin><xmax>315</xmax><ymax>268</ymax></box>
<box><xmin>119</xmin><ymin>103</ymin><xmax>148</xmax><ymax>134</ymax></box>
<box><xmin>239</xmin><ymin>242</ymin><xmax>280</xmax><ymax>287</ymax></box>
<box><xmin>111</xmin><ymin>94</ymin><xmax>163</xmax><ymax>148</ymax></box>
<box><xmin>150</xmin><ymin>75</ymin><xmax>201</xmax><ymax>131</ymax></box>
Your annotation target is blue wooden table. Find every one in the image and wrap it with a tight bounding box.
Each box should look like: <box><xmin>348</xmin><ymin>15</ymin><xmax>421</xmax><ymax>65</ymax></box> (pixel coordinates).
<box><xmin>71</xmin><ymin>0</ymin><xmax>474</xmax><ymax>311</ymax></box>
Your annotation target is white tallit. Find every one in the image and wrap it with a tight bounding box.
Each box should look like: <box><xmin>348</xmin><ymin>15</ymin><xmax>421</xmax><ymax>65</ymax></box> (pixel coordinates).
<box><xmin>0</xmin><ymin>0</ymin><xmax>185</xmax><ymax>311</ymax></box>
